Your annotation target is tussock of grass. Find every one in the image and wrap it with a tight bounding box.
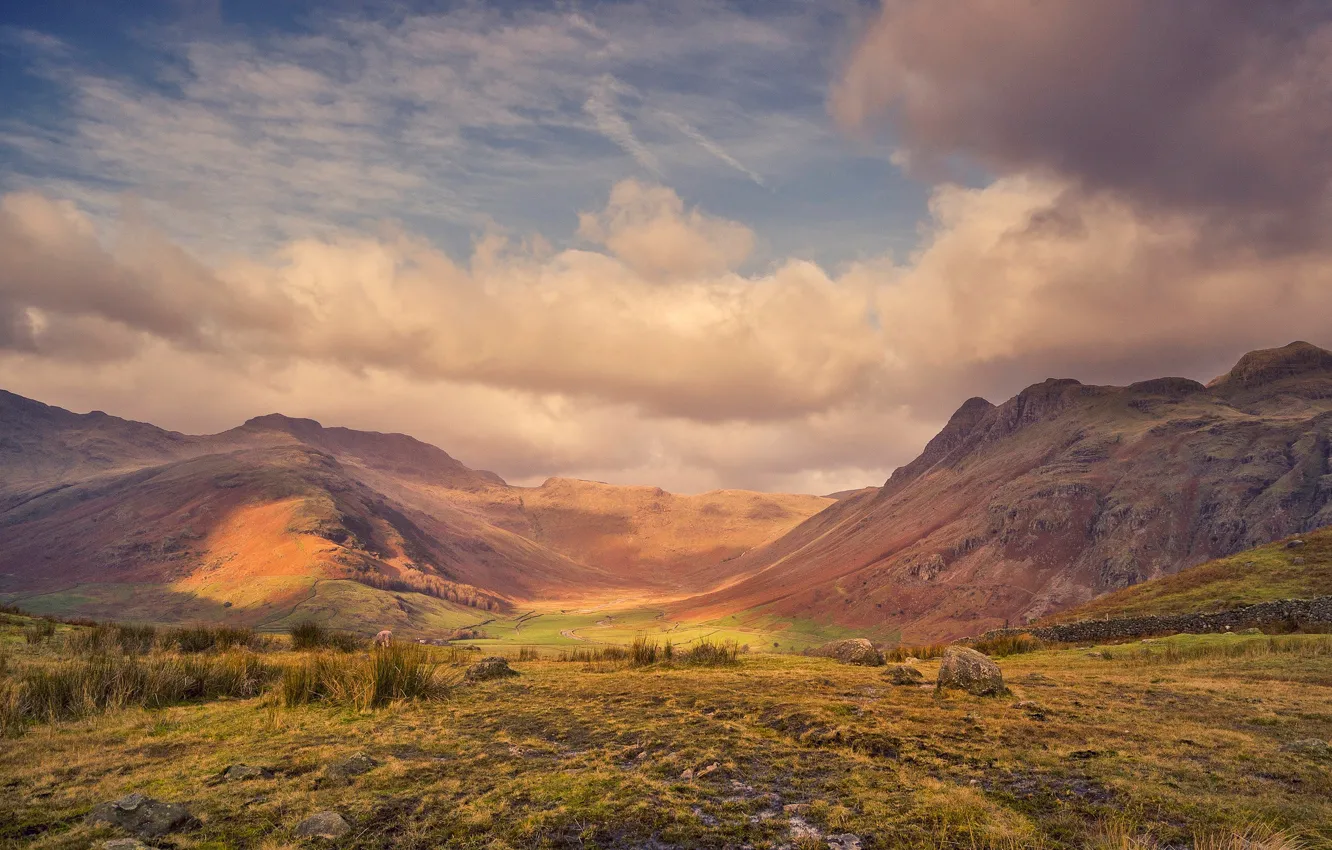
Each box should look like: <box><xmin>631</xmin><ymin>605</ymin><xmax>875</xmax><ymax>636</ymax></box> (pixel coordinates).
<box><xmin>289</xmin><ymin>620</ymin><xmax>364</xmax><ymax>652</ymax></box>
<box><xmin>0</xmin><ymin>651</ymin><xmax>275</xmax><ymax>735</ymax></box>
<box><xmin>21</xmin><ymin>620</ymin><xmax>55</xmax><ymax>645</ymax></box>
<box><xmin>67</xmin><ymin>623</ymin><xmax>272</xmax><ymax>656</ymax></box>
<box><xmin>515</xmin><ymin>646</ymin><xmax>541</xmax><ymax>662</ymax></box>
<box><xmin>557</xmin><ymin>645</ymin><xmax>629</xmax><ymax>663</ymax></box>
<box><xmin>972</xmin><ymin>633</ymin><xmax>1047</xmax><ymax>657</ymax></box>
<box><xmin>679</xmin><ymin>639</ymin><xmax>741</xmax><ymax>666</ymax></box>
<box><xmin>1091</xmin><ymin>821</ymin><xmax>1303</xmax><ymax>850</ymax></box>
<box><xmin>1103</xmin><ymin>634</ymin><xmax>1332</xmax><ymax>664</ymax></box>
<box><xmin>885</xmin><ymin>642</ymin><xmax>949</xmax><ymax>663</ymax></box>
<box><xmin>281</xmin><ymin>644</ymin><xmax>454</xmax><ymax>710</ymax></box>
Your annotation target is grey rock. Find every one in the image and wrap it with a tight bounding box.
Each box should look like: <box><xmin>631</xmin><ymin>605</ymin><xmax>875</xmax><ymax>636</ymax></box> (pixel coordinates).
<box><xmin>102</xmin><ymin>841</ymin><xmax>149</xmax><ymax>850</ymax></box>
<box><xmin>213</xmin><ymin>763</ymin><xmax>274</xmax><ymax>784</ymax></box>
<box><xmin>294</xmin><ymin>810</ymin><xmax>351</xmax><ymax>840</ymax></box>
<box><xmin>883</xmin><ymin>664</ymin><xmax>925</xmax><ymax>685</ymax></box>
<box><xmin>1282</xmin><ymin>738</ymin><xmax>1330</xmax><ymax>758</ymax></box>
<box><xmin>323</xmin><ymin>752</ymin><xmax>379</xmax><ymax>785</ymax></box>
<box><xmin>465</xmin><ymin>656</ymin><xmax>519</xmax><ymax>682</ymax></box>
<box><xmin>828</xmin><ymin>835</ymin><xmax>864</xmax><ymax>850</ymax></box>
<box><xmin>1287</xmin><ymin>539</ymin><xmax>1306</xmax><ymax>549</ymax></box>
<box><xmin>936</xmin><ymin>646</ymin><xmax>1007</xmax><ymax>696</ymax></box>
<box><xmin>811</xmin><ymin>638</ymin><xmax>884</xmax><ymax>666</ymax></box>
<box><xmin>86</xmin><ymin>793</ymin><xmax>196</xmax><ymax>839</ymax></box>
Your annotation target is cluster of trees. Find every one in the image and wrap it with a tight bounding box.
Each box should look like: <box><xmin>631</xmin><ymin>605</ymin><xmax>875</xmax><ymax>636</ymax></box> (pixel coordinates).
<box><xmin>352</xmin><ymin>570</ymin><xmax>506</xmax><ymax>612</ymax></box>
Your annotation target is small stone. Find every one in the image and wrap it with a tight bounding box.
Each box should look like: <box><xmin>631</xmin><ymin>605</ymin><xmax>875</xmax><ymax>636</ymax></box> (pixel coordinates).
<box><xmin>679</xmin><ymin>768</ymin><xmax>694</xmax><ymax>781</ymax></box>
<box><xmin>789</xmin><ymin>815</ymin><xmax>823</xmax><ymax>842</ymax></box>
<box><xmin>827</xmin><ymin>834</ymin><xmax>864</xmax><ymax>850</ymax></box>
<box><xmin>294</xmin><ymin>810</ymin><xmax>351</xmax><ymax>840</ymax></box>
<box><xmin>697</xmin><ymin>762</ymin><xmax>719</xmax><ymax>777</ymax></box>
<box><xmin>883</xmin><ymin>664</ymin><xmax>925</xmax><ymax>685</ymax></box>
<box><xmin>1292</xmin><ymin>556</ymin><xmax>1306</xmax><ymax>565</ymax></box>
<box><xmin>216</xmin><ymin>763</ymin><xmax>274</xmax><ymax>783</ymax></box>
<box><xmin>102</xmin><ymin>841</ymin><xmax>149</xmax><ymax>850</ymax></box>
<box><xmin>86</xmin><ymin>794</ymin><xmax>196</xmax><ymax>839</ymax></box>
<box><xmin>322</xmin><ymin>752</ymin><xmax>380</xmax><ymax>786</ymax></box>
<box><xmin>1286</xmin><ymin>539</ymin><xmax>1306</xmax><ymax>549</ymax></box>
<box><xmin>464</xmin><ymin>656</ymin><xmax>518</xmax><ymax>682</ymax></box>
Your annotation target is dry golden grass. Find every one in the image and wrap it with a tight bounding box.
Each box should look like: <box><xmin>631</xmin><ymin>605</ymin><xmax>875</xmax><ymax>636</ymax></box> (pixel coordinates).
<box><xmin>2</xmin><ymin>618</ymin><xmax>1331</xmax><ymax>848</ymax></box>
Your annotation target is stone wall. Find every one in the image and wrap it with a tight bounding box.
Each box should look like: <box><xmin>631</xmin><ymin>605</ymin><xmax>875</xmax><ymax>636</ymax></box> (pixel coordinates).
<box><xmin>970</xmin><ymin>596</ymin><xmax>1332</xmax><ymax>645</ymax></box>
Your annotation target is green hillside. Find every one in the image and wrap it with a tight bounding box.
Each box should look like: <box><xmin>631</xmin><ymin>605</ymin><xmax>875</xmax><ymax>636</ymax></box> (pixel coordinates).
<box><xmin>1048</xmin><ymin>528</ymin><xmax>1332</xmax><ymax>622</ymax></box>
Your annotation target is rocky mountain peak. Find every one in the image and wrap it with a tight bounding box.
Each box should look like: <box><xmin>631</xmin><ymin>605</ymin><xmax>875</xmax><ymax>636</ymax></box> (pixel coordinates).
<box><xmin>1210</xmin><ymin>341</ymin><xmax>1332</xmax><ymax>389</ymax></box>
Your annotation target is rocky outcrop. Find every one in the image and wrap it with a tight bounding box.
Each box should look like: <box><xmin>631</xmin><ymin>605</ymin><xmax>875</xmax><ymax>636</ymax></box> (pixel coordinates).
<box><xmin>465</xmin><ymin>656</ymin><xmax>519</xmax><ymax>681</ymax></box>
<box><xmin>85</xmin><ymin>794</ymin><xmax>196</xmax><ymax>839</ymax></box>
<box><xmin>883</xmin><ymin>664</ymin><xmax>925</xmax><ymax>685</ymax></box>
<box><xmin>810</xmin><ymin>639</ymin><xmax>884</xmax><ymax>666</ymax></box>
<box><xmin>936</xmin><ymin>647</ymin><xmax>1006</xmax><ymax>696</ymax></box>
<box><xmin>294</xmin><ymin>811</ymin><xmax>351</xmax><ymax>840</ymax></box>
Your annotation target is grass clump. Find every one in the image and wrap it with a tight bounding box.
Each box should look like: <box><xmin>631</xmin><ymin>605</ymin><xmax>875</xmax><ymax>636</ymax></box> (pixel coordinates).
<box><xmin>558</xmin><ymin>646</ymin><xmax>629</xmax><ymax>663</ymax></box>
<box><xmin>885</xmin><ymin>642</ymin><xmax>949</xmax><ymax>663</ymax></box>
<box><xmin>972</xmin><ymin>633</ymin><xmax>1047</xmax><ymax>657</ymax></box>
<box><xmin>679</xmin><ymin>639</ymin><xmax>740</xmax><ymax>666</ymax></box>
<box><xmin>289</xmin><ymin>620</ymin><xmax>363</xmax><ymax>652</ymax></box>
<box><xmin>22</xmin><ymin>620</ymin><xmax>55</xmax><ymax>645</ymax></box>
<box><xmin>281</xmin><ymin>644</ymin><xmax>452</xmax><ymax>710</ymax></box>
<box><xmin>166</xmin><ymin>625</ymin><xmax>257</xmax><ymax>653</ymax></box>
<box><xmin>1</xmin><ymin>652</ymin><xmax>275</xmax><ymax>735</ymax></box>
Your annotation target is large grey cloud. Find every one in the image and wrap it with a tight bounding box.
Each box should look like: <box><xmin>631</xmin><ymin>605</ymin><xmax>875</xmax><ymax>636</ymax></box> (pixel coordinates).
<box><xmin>833</xmin><ymin>0</ymin><xmax>1332</xmax><ymax>247</ymax></box>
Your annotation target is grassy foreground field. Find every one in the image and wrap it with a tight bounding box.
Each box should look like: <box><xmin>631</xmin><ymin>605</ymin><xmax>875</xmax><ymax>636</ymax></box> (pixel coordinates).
<box><xmin>3</xmin><ymin>615</ymin><xmax>1332</xmax><ymax>848</ymax></box>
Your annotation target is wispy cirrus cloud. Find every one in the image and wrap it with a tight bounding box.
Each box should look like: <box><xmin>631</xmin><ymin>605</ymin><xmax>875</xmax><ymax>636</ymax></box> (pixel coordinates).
<box><xmin>0</xmin><ymin>2</ymin><xmax>854</xmax><ymax>257</ymax></box>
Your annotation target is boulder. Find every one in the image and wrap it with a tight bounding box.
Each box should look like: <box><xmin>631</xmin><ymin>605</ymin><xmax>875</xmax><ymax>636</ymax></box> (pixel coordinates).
<box><xmin>935</xmin><ymin>646</ymin><xmax>1007</xmax><ymax>696</ymax></box>
<box><xmin>812</xmin><ymin>639</ymin><xmax>884</xmax><ymax>666</ymax></box>
<box><xmin>883</xmin><ymin>664</ymin><xmax>925</xmax><ymax>685</ymax></box>
<box><xmin>465</xmin><ymin>656</ymin><xmax>519</xmax><ymax>682</ymax></box>
<box><xmin>1287</xmin><ymin>539</ymin><xmax>1306</xmax><ymax>549</ymax></box>
<box><xmin>86</xmin><ymin>793</ymin><xmax>196</xmax><ymax>839</ymax></box>
<box><xmin>294</xmin><ymin>810</ymin><xmax>351</xmax><ymax>840</ymax></box>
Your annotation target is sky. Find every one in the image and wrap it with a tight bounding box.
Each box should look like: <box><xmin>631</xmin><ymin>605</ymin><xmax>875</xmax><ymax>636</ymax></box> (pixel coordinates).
<box><xmin>1</xmin><ymin>0</ymin><xmax>1331</xmax><ymax>494</ymax></box>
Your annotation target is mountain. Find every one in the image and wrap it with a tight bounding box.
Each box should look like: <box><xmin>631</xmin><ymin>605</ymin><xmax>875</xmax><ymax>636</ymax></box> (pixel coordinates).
<box><xmin>0</xmin><ymin>391</ymin><xmax>830</xmax><ymax>627</ymax></box>
<box><xmin>672</xmin><ymin>342</ymin><xmax>1332</xmax><ymax>642</ymax></box>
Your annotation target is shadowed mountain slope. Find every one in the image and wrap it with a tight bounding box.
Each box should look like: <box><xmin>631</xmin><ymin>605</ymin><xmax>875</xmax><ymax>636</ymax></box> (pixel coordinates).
<box><xmin>672</xmin><ymin>342</ymin><xmax>1332</xmax><ymax>642</ymax></box>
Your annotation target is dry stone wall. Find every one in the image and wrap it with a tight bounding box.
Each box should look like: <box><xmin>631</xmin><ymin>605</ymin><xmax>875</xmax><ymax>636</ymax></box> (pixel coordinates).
<box><xmin>971</xmin><ymin>597</ymin><xmax>1332</xmax><ymax>644</ymax></box>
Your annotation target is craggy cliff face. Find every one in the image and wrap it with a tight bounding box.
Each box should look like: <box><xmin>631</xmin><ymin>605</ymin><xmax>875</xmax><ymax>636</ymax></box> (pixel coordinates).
<box><xmin>676</xmin><ymin>342</ymin><xmax>1332</xmax><ymax>641</ymax></box>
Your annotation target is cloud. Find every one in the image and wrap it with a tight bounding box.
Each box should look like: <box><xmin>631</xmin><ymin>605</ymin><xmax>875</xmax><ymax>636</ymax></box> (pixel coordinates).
<box><xmin>5</xmin><ymin>1</ymin><xmax>1332</xmax><ymax>496</ymax></box>
<box><xmin>1</xmin><ymin>3</ymin><xmax>845</xmax><ymax>253</ymax></box>
<box><xmin>576</xmin><ymin>179</ymin><xmax>754</xmax><ymax>279</ymax></box>
<box><xmin>0</xmin><ymin>182</ymin><xmax>884</xmax><ymax>422</ymax></box>
<box><xmin>584</xmin><ymin>76</ymin><xmax>662</xmax><ymax>176</ymax></box>
<box><xmin>655</xmin><ymin>110</ymin><xmax>766</xmax><ymax>186</ymax></box>
<box><xmin>832</xmin><ymin>0</ymin><xmax>1332</xmax><ymax>248</ymax></box>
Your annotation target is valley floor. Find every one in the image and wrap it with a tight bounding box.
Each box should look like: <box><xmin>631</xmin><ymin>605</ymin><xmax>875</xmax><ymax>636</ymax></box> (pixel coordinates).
<box><xmin>3</xmin><ymin>629</ymin><xmax>1332</xmax><ymax>848</ymax></box>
